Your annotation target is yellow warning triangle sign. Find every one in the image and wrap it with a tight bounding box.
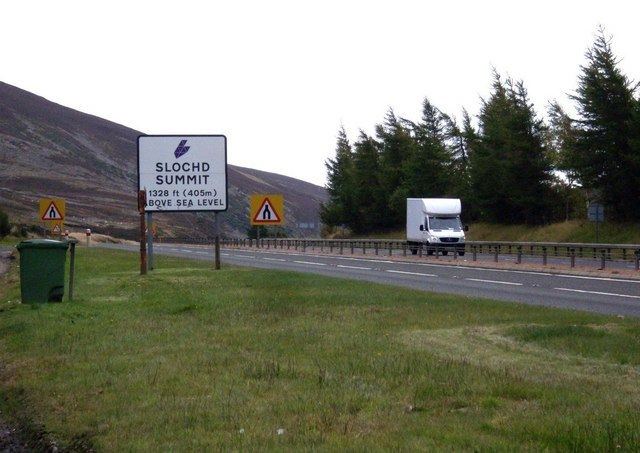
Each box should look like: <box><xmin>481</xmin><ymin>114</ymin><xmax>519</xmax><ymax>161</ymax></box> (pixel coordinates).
<box><xmin>42</xmin><ymin>201</ymin><xmax>63</xmax><ymax>220</ymax></box>
<box><xmin>52</xmin><ymin>224</ymin><xmax>62</xmax><ymax>234</ymax></box>
<box><xmin>252</xmin><ymin>197</ymin><xmax>281</xmax><ymax>223</ymax></box>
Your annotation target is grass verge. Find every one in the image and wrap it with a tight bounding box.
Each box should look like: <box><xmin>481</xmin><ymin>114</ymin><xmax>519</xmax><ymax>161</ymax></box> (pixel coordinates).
<box><xmin>364</xmin><ymin>220</ymin><xmax>640</xmax><ymax>244</ymax></box>
<box><xmin>1</xmin><ymin>248</ymin><xmax>640</xmax><ymax>450</ymax></box>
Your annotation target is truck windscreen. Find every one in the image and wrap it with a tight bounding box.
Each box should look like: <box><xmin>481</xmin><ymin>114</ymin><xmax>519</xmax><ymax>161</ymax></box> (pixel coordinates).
<box><xmin>427</xmin><ymin>216</ymin><xmax>462</xmax><ymax>231</ymax></box>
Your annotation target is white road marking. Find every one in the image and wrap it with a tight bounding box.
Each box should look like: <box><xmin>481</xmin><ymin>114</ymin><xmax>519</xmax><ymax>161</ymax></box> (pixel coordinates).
<box><xmin>335</xmin><ymin>257</ymin><xmax>394</xmax><ymax>264</ymax></box>
<box><xmin>293</xmin><ymin>260</ymin><xmax>327</xmax><ymax>266</ymax></box>
<box><xmin>466</xmin><ymin>278</ymin><xmax>523</xmax><ymax>286</ymax></box>
<box><xmin>221</xmin><ymin>253</ymin><xmax>230</xmax><ymax>256</ymax></box>
<box><xmin>180</xmin><ymin>249</ymin><xmax>194</xmax><ymax>253</ymax></box>
<box><xmin>555</xmin><ymin>275</ymin><xmax>640</xmax><ymax>284</ymax></box>
<box><xmin>233</xmin><ymin>255</ymin><xmax>253</xmax><ymax>258</ymax></box>
<box><xmin>264</xmin><ymin>257</ymin><xmax>286</xmax><ymax>262</ymax></box>
<box><xmin>386</xmin><ymin>270</ymin><xmax>437</xmax><ymax>277</ymax></box>
<box><xmin>554</xmin><ymin>288</ymin><xmax>640</xmax><ymax>299</ymax></box>
<box><xmin>337</xmin><ymin>265</ymin><xmax>372</xmax><ymax>270</ymax></box>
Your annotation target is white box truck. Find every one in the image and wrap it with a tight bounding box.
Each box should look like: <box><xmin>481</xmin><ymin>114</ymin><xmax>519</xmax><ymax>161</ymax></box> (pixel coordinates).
<box><xmin>406</xmin><ymin>198</ymin><xmax>467</xmax><ymax>256</ymax></box>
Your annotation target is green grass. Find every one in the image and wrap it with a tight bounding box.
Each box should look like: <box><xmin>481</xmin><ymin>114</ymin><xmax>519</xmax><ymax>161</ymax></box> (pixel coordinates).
<box><xmin>365</xmin><ymin>220</ymin><xmax>640</xmax><ymax>243</ymax></box>
<box><xmin>2</xmin><ymin>248</ymin><xmax>640</xmax><ymax>450</ymax></box>
<box><xmin>467</xmin><ymin>220</ymin><xmax>640</xmax><ymax>243</ymax></box>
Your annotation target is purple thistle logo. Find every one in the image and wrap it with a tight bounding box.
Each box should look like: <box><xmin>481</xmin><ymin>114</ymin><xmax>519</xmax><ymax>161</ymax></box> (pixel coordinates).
<box><xmin>174</xmin><ymin>139</ymin><xmax>190</xmax><ymax>158</ymax></box>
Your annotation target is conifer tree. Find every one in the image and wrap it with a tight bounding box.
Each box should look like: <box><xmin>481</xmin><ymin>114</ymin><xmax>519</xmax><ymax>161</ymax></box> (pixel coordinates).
<box><xmin>399</xmin><ymin>98</ymin><xmax>452</xmax><ymax>201</ymax></box>
<box><xmin>320</xmin><ymin>126</ymin><xmax>355</xmax><ymax>227</ymax></box>
<box><xmin>376</xmin><ymin>109</ymin><xmax>415</xmax><ymax>227</ymax></box>
<box><xmin>446</xmin><ymin>109</ymin><xmax>478</xmax><ymax>220</ymax></box>
<box><xmin>570</xmin><ymin>30</ymin><xmax>640</xmax><ymax>220</ymax></box>
<box><xmin>547</xmin><ymin>101</ymin><xmax>581</xmax><ymax>220</ymax></box>
<box><xmin>471</xmin><ymin>73</ymin><xmax>552</xmax><ymax>223</ymax></box>
<box><xmin>351</xmin><ymin>132</ymin><xmax>385</xmax><ymax>233</ymax></box>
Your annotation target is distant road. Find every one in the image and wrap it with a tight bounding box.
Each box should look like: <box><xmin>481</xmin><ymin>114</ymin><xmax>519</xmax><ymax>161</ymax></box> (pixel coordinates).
<box><xmin>100</xmin><ymin>243</ymin><xmax>640</xmax><ymax>318</ymax></box>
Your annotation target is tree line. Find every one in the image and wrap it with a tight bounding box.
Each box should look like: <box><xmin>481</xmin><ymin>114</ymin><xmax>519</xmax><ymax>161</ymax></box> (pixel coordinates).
<box><xmin>321</xmin><ymin>30</ymin><xmax>640</xmax><ymax>234</ymax></box>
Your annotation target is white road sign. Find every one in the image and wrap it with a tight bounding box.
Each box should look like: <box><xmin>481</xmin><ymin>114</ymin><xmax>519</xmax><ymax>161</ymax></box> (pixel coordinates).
<box><xmin>138</xmin><ymin>135</ymin><xmax>227</xmax><ymax>212</ymax></box>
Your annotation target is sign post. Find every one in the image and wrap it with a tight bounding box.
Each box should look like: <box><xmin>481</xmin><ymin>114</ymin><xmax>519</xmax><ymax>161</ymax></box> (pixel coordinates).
<box><xmin>138</xmin><ymin>190</ymin><xmax>147</xmax><ymax>275</ymax></box>
<box><xmin>588</xmin><ymin>202</ymin><xmax>604</xmax><ymax>242</ymax></box>
<box><xmin>146</xmin><ymin>212</ymin><xmax>154</xmax><ymax>271</ymax></box>
<box><xmin>214</xmin><ymin>213</ymin><xmax>221</xmax><ymax>270</ymax></box>
<box><xmin>138</xmin><ymin>135</ymin><xmax>228</xmax><ymax>270</ymax></box>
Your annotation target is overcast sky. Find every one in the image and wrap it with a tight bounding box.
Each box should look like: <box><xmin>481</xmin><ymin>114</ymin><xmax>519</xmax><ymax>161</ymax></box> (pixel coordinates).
<box><xmin>2</xmin><ymin>1</ymin><xmax>639</xmax><ymax>186</ymax></box>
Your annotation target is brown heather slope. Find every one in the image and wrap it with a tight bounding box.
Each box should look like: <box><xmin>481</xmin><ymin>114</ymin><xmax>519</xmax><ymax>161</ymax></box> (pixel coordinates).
<box><xmin>0</xmin><ymin>81</ymin><xmax>326</xmax><ymax>238</ymax></box>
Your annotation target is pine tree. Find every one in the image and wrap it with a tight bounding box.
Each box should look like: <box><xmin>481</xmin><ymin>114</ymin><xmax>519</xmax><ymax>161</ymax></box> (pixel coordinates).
<box><xmin>547</xmin><ymin>101</ymin><xmax>581</xmax><ymax>220</ymax></box>
<box><xmin>351</xmin><ymin>132</ymin><xmax>385</xmax><ymax>233</ymax></box>
<box><xmin>376</xmin><ymin>109</ymin><xmax>415</xmax><ymax>228</ymax></box>
<box><xmin>320</xmin><ymin>126</ymin><xmax>355</xmax><ymax>228</ymax></box>
<box><xmin>399</xmin><ymin>98</ymin><xmax>452</xmax><ymax>202</ymax></box>
<box><xmin>570</xmin><ymin>30</ymin><xmax>640</xmax><ymax>220</ymax></box>
<box><xmin>446</xmin><ymin>109</ymin><xmax>478</xmax><ymax>220</ymax></box>
<box><xmin>471</xmin><ymin>73</ymin><xmax>552</xmax><ymax>223</ymax></box>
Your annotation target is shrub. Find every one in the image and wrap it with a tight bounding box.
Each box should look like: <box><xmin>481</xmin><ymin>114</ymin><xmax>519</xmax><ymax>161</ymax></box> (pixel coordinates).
<box><xmin>0</xmin><ymin>209</ymin><xmax>10</xmax><ymax>238</ymax></box>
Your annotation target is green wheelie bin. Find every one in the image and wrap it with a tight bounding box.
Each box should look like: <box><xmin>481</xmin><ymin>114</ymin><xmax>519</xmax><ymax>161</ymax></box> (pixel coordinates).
<box><xmin>16</xmin><ymin>239</ymin><xmax>69</xmax><ymax>303</ymax></box>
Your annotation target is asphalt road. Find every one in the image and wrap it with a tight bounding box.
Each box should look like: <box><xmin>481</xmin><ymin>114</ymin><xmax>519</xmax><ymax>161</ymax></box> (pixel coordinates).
<box><xmin>101</xmin><ymin>243</ymin><xmax>640</xmax><ymax>318</ymax></box>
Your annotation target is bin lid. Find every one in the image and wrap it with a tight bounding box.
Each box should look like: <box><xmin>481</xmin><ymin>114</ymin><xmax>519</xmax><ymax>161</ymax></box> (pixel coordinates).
<box><xmin>16</xmin><ymin>239</ymin><xmax>69</xmax><ymax>250</ymax></box>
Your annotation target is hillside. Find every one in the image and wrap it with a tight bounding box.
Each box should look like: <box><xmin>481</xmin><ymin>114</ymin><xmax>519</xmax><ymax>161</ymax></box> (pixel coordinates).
<box><xmin>0</xmin><ymin>82</ymin><xmax>326</xmax><ymax>238</ymax></box>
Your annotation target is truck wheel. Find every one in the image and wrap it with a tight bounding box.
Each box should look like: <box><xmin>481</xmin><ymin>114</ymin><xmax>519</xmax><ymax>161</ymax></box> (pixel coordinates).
<box><xmin>411</xmin><ymin>248</ymin><xmax>418</xmax><ymax>255</ymax></box>
<box><xmin>458</xmin><ymin>251</ymin><xmax>465</xmax><ymax>257</ymax></box>
<box><xmin>442</xmin><ymin>250</ymin><xmax>448</xmax><ymax>256</ymax></box>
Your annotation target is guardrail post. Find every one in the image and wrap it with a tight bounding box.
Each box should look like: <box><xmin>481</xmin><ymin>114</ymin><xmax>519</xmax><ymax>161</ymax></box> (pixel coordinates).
<box><xmin>453</xmin><ymin>248</ymin><xmax>458</xmax><ymax>260</ymax></box>
<box><xmin>635</xmin><ymin>250</ymin><xmax>640</xmax><ymax>271</ymax></box>
<box><xmin>494</xmin><ymin>246</ymin><xmax>499</xmax><ymax>263</ymax></box>
<box><xmin>435</xmin><ymin>245</ymin><xmax>440</xmax><ymax>259</ymax></box>
<box><xmin>350</xmin><ymin>242</ymin><xmax>354</xmax><ymax>255</ymax></box>
<box><xmin>472</xmin><ymin>245</ymin><xmax>477</xmax><ymax>262</ymax></box>
<box><xmin>303</xmin><ymin>240</ymin><xmax>306</xmax><ymax>253</ymax></box>
<box><xmin>320</xmin><ymin>241</ymin><xmax>323</xmax><ymax>252</ymax></box>
<box><xmin>388</xmin><ymin>242</ymin><xmax>393</xmax><ymax>257</ymax></box>
<box><xmin>362</xmin><ymin>242</ymin><xmax>366</xmax><ymax>255</ymax></box>
<box><xmin>542</xmin><ymin>247</ymin><xmax>547</xmax><ymax>266</ymax></box>
<box><xmin>339</xmin><ymin>242</ymin><xmax>342</xmax><ymax>255</ymax></box>
<box><xmin>418</xmin><ymin>245</ymin><xmax>423</xmax><ymax>258</ymax></box>
<box><xmin>600</xmin><ymin>249</ymin><xmax>606</xmax><ymax>270</ymax></box>
<box><xmin>570</xmin><ymin>248</ymin><xmax>576</xmax><ymax>268</ymax></box>
<box><xmin>402</xmin><ymin>243</ymin><xmax>407</xmax><ymax>256</ymax></box>
<box><xmin>517</xmin><ymin>246</ymin><xmax>522</xmax><ymax>264</ymax></box>
<box><xmin>374</xmin><ymin>242</ymin><xmax>378</xmax><ymax>255</ymax></box>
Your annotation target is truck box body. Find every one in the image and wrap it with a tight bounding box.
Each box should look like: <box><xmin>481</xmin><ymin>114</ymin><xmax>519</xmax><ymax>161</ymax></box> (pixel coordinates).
<box><xmin>406</xmin><ymin>198</ymin><xmax>465</xmax><ymax>254</ymax></box>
